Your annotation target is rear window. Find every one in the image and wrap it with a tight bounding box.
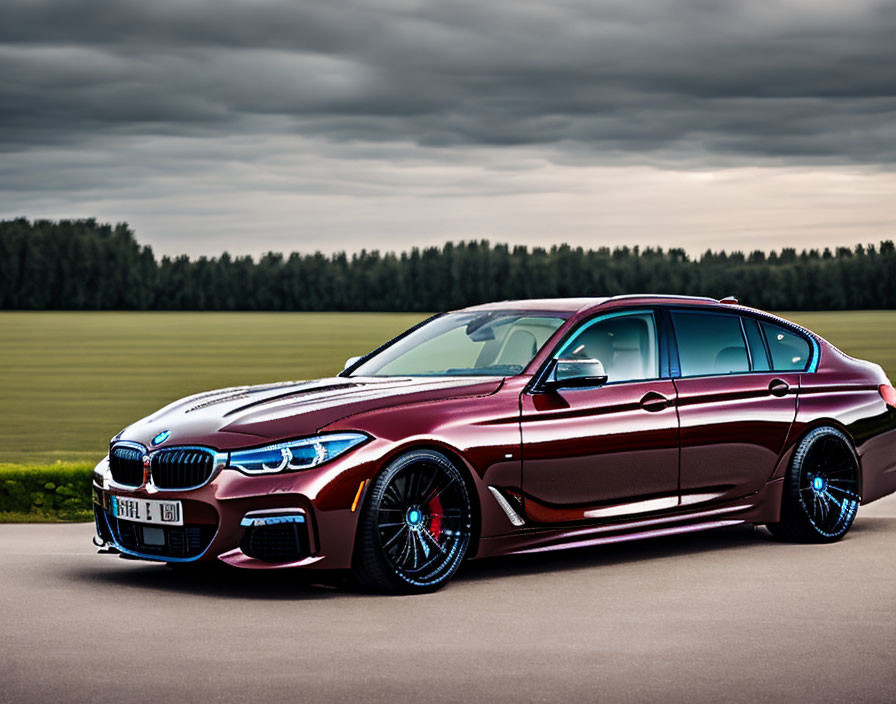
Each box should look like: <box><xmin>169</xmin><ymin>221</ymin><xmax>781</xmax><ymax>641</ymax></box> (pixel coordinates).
<box><xmin>761</xmin><ymin>322</ymin><xmax>811</xmax><ymax>371</ymax></box>
<box><xmin>671</xmin><ymin>312</ymin><xmax>750</xmax><ymax>377</ymax></box>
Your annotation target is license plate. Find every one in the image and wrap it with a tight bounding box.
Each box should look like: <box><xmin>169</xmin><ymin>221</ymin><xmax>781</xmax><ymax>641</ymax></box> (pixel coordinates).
<box><xmin>111</xmin><ymin>495</ymin><xmax>183</xmax><ymax>526</ymax></box>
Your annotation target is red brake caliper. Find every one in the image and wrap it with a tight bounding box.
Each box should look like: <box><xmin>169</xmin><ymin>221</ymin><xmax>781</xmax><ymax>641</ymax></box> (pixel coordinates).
<box><xmin>427</xmin><ymin>495</ymin><xmax>443</xmax><ymax>541</ymax></box>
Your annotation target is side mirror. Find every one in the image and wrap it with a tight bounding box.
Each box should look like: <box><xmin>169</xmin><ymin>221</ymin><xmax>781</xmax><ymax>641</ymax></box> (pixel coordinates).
<box><xmin>343</xmin><ymin>356</ymin><xmax>362</xmax><ymax>371</ymax></box>
<box><xmin>545</xmin><ymin>357</ymin><xmax>608</xmax><ymax>390</ymax></box>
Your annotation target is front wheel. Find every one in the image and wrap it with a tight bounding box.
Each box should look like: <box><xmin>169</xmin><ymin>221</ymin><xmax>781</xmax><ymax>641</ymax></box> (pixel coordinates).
<box><xmin>767</xmin><ymin>426</ymin><xmax>860</xmax><ymax>542</ymax></box>
<box><xmin>353</xmin><ymin>449</ymin><xmax>473</xmax><ymax>593</ymax></box>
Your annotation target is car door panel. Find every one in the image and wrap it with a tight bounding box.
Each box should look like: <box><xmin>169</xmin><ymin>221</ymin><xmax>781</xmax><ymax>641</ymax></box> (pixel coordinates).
<box><xmin>520</xmin><ymin>380</ymin><xmax>680</xmax><ymax>522</ymax></box>
<box><xmin>667</xmin><ymin>309</ymin><xmax>802</xmax><ymax>505</ymax></box>
<box><xmin>675</xmin><ymin>373</ymin><xmax>798</xmax><ymax>504</ymax></box>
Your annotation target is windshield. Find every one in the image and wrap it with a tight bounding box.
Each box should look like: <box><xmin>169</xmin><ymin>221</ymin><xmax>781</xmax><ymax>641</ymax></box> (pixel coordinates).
<box><xmin>349</xmin><ymin>311</ymin><xmax>568</xmax><ymax>377</ymax></box>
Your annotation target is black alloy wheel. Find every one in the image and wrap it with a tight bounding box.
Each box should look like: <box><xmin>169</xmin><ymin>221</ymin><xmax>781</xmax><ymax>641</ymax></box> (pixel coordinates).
<box><xmin>354</xmin><ymin>449</ymin><xmax>473</xmax><ymax>592</ymax></box>
<box><xmin>768</xmin><ymin>426</ymin><xmax>860</xmax><ymax>542</ymax></box>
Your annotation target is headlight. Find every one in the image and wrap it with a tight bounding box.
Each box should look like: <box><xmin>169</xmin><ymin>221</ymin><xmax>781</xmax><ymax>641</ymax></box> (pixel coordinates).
<box><xmin>228</xmin><ymin>433</ymin><xmax>368</xmax><ymax>475</ymax></box>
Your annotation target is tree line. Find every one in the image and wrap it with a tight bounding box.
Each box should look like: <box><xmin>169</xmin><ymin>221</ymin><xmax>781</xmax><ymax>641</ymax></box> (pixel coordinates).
<box><xmin>2</xmin><ymin>217</ymin><xmax>895</xmax><ymax>311</ymax></box>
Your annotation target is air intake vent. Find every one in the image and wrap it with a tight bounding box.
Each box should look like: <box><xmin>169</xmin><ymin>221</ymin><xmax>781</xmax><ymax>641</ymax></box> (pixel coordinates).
<box><xmin>240</xmin><ymin>523</ymin><xmax>310</xmax><ymax>563</ymax></box>
<box><xmin>151</xmin><ymin>448</ymin><xmax>216</xmax><ymax>489</ymax></box>
<box><xmin>109</xmin><ymin>445</ymin><xmax>144</xmax><ymax>487</ymax></box>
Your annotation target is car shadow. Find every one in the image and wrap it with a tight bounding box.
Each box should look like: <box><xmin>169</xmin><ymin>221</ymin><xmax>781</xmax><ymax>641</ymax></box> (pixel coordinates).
<box><xmin>66</xmin><ymin>517</ymin><xmax>894</xmax><ymax>599</ymax></box>
<box><xmin>456</xmin><ymin>515</ymin><xmax>894</xmax><ymax>583</ymax></box>
<box><xmin>456</xmin><ymin>523</ymin><xmax>768</xmax><ymax>583</ymax></box>
<box><xmin>67</xmin><ymin>558</ymin><xmax>358</xmax><ymax>600</ymax></box>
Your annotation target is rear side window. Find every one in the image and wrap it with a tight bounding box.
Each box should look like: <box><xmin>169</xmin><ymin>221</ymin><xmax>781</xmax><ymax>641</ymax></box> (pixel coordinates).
<box><xmin>742</xmin><ymin>318</ymin><xmax>771</xmax><ymax>371</ymax></box>
<box><xmin>761</xmin><ymin>322</ymin><xmax>811</xmax><ymax>371</ymax></box>
<box><xmin>671</xmin><ymin>312</ymin><xmax>750</xmax><ymax>377</ymax></box>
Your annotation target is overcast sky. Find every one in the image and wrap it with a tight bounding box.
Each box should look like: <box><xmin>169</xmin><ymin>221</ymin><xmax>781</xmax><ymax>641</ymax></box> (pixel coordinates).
<box><xmin>1</xmin><ymin>0</ymin><xmax>895</xmax><ymax>257</ymax></box>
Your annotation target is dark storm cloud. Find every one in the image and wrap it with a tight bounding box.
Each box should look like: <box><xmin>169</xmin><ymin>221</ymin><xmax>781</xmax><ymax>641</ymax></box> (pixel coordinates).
<box><xmin>2</xmin><ymin>0</ymin><xmax>896</xmax><ymax>163</ymax></box>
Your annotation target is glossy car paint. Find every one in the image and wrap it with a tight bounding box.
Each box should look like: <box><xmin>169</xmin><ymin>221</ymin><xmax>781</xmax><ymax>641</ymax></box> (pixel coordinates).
<box><xmin>674</xmin><ymin>371</ymin><xmax>800</xmax><ymax>505</ymax></box>
<box><xmin>93</xmin><ymin>295</ymin><xmax>896</xmax><ymax>572</ymax></box>
<box><xmin>520</xmin><ymin>378</ymin><xmax>680</xmax><ymax>518</ymax></box>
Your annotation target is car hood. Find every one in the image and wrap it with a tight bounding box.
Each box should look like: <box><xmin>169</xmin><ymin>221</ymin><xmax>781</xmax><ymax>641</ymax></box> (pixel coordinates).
<box><xmin>116</xmin><ymin>376</ymin><xmax>504</xmax><ymax>450</ymax></box>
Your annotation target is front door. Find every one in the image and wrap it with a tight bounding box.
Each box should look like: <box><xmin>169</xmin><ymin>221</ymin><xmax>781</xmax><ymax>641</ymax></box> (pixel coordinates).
<box><xmin>520</xmin><ymin>309</ymin><xmax>680</xmax><ymax>523</ymax></box>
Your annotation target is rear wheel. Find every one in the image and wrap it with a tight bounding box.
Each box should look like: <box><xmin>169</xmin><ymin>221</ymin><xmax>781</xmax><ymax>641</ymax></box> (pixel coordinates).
<box><xmin>354</xmin><ymin>449</ymin><xmax>473</xmax><ymax>593</ymax></box>
<box><xmin>767</xmin><ymin>426</ymin><xmax>860</xmax><ymax>542</ymax></box>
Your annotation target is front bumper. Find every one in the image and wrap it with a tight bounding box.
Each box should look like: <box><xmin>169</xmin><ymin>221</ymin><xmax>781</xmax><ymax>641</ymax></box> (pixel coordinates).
<box><xmin>93</xmin><ymin>455</ymin><xmax>370</xmax><ymax>569</ymax></box>
<box><xmin>94</xmin><ymin>505</ymin><xmax>216</xmax><ymax>561</ymax></box>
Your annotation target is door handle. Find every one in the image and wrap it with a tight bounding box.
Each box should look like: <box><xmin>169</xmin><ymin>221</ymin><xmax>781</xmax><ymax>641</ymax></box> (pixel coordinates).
<box><xmin>769</xmin><ymin>379</ymin><xmax>790</xmax><ymax>397</ymax></box>
<box><xmin>639</xmin><ymin>391</ymin><xmax>669</xmax><ymax>412</ymax></box>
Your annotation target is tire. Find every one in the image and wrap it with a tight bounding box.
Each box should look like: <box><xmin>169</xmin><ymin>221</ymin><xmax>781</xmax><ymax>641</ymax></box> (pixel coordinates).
<box><xmin>353</xmin><ymin>449</ymin><xmax>473</xmax><ymax>593</ymax></box>
<box><xmin>767</xmin><ymin>426</ymin><xmax>860</xmax><ymax>542</ymax></box>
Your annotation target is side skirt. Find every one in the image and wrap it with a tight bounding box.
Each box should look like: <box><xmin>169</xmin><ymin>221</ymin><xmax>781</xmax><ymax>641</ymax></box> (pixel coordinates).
<box><xmin>473</xmin><ymin>477</ymin><xmax>783</xmax><ymax>559</ymax></box>
<box><xmin>506</xmin><ymin>518</ymin><xmax>745</xmax><ymax>556</ymax></box>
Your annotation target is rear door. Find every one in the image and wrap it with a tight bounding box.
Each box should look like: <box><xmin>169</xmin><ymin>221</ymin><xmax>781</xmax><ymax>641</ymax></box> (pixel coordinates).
<box><xmin>670</xmin><ymin>308</ymin><xmax>801</xmax><ymax>506</ymax></box>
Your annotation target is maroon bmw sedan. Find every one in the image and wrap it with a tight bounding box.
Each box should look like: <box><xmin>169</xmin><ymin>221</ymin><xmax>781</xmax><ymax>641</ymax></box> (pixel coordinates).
<box><xmin>93</xmin><ymin>295</ymin><xmax>896</xmax><ymax>592</ymax></box>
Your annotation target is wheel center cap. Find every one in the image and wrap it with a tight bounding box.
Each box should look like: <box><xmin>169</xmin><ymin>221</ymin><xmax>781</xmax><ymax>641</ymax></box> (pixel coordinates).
<box><xmin>406</xmin><ymin>507</ymin><xmax>423</xmax><ymax>527</ymax></box>
<box><xmin>812</xmin><ymin>476</ymin><xmax>826</xmax><ymax>492</ymax></box>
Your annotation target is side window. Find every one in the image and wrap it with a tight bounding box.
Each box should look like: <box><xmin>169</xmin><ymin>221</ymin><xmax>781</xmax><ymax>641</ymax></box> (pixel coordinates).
<box><xmin>559</xmin><ymin>312</ymin><xmax>658</xmax><ymax>383</ymax></box>
<box><xmin>761</xmin><ymin>322</ymin><xmax>811</xmax><ymax>371</ymax></box>
<box><xmin>742</xmin><ymin>318</ymin><xmax>771</xmax><ymax>371</ymax></box>
<box><xmin>671</xmin><ymin>312</ymin><xmax>750</xmax><ymax>377</ymax></box>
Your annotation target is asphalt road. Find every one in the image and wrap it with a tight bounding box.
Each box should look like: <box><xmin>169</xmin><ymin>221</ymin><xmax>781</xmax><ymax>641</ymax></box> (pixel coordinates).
<box><xmin>2</xmin><ymin>498</ymin><xmax>895</xmax><ymax>704</ymax></box>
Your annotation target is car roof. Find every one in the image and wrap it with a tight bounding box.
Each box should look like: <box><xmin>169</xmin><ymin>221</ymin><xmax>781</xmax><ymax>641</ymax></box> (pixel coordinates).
<box><xmin>458</xmin><ymin>294</ymin><xmax>719</xmax><ymax>315</ymax></box>
<box><xmin>458</xmin><ymin>298</ymin><xmax>609</xmax><ymax>314</ymax></box>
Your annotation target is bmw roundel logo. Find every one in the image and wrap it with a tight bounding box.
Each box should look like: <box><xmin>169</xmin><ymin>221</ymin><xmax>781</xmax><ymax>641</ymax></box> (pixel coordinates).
<box><xmin>152</xmin><ymin>429</ymin><xmax>171</xmax><ymax>446</ymax></box>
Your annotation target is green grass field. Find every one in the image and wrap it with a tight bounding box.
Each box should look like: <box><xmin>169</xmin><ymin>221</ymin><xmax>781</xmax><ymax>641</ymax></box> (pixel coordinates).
<box><xmin>0</xmin><ymin>310</ymin><xmax>894</xmax><ymax>465</ymax></box>
<box><xmin>0</xmin><ymin>312</ymin><xmax>425</xmax><ymax>464</ymax></box>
